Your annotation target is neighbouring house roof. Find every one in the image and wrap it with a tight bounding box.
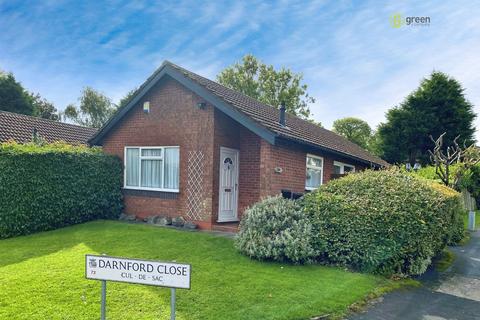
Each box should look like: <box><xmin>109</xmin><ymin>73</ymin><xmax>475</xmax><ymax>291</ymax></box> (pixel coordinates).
<box><xmin>0</xmin><ymin>110</ymin><xmax>97</xmax><ymax>144</ymax></box>
<box><xmin>90</xmin><ymin>61</ymin><xmax>388</xmax><ymax>167</ymax></box>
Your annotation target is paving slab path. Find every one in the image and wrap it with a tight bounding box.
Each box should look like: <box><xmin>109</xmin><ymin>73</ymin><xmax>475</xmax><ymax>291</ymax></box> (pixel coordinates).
<box><xmin>349</xmin><ymin>230</ymin><xmax>480</xmax><ymax>320</ymax></box>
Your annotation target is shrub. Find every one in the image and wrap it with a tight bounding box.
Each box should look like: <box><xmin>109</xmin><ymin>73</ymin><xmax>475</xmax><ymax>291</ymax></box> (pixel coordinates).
<box><xmin>235</xmin><ymin>196</ymin><xmax>317</xmax><ymax>263</ymax></box>
<box><xmin>414</xmin><ymin>163</ymin><xmax>480</xmax><ymax>208</ymax></box>
<box><xmin>426</xmin><ymin>181</ymin><xmax>465</xmax><ymax>244</ymax></box>
<box><xmin>457</xmin><ymin>164</ymin><xmax>480</xmax><ymax>208</ymax></box>
<box><xmin>0</xmin><ymin>141</ymin><xmax>123</xmax><ymax>238</ymax></box>
<box><xmin>414</xmin><ymin>164</ymin><xmax>460</xmax><ymax>184</ymax></box>
<box><xmin>302</xmin><ymin>169</ymin><xmax>463</xmax><ymax>275</ymax></box>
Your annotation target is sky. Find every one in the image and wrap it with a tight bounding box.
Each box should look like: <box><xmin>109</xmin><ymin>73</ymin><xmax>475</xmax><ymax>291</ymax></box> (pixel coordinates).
<box><xmin>1</xmin><ymin>0</ymin><xmax>479</xmax><ymax>137</ymax></box>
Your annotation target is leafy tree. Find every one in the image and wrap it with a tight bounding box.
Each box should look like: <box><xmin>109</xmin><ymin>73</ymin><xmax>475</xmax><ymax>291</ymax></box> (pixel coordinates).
<box><xmin>64</xmin><ymin>87</ymin><xmax>116</xmax><ymax>128</ymax></box>
<box><xmin>377</xmin><ymin>71</ymin><xmax>476</xmax><ymax>164</ymax></box>
<box><xmin>332</xmin><ymin>117</ymin><xmax>372</xmax><ymax>149</ymax></box>
<box><xmin>307</xmin><ymin>118</ymin><xmax>323</xmax><ymax>127</ymax></box>
<box><xmin>0</xmin><ymin>70</ymin><xmax>59</xmax><ymax>120</ymax></box>
<box><xmin>30</xmin><ymin>93</ymin><xmax>59</xmax><ymax>121</ymax></box>
<box><xmin>0</xmin><ymin>71</ymin><xmax>33</xmax><ymax>115</ymax></box>
<box><xmin>428</xmin><ymin>133</ymin><xmax>480</xmax><ymax>188</ymax></box>
<box><xmin>217</xmin><ymin>54</ymin><xmax>315</xmax><ymax>119</ymax></box>
<box><xmin>367</xmin><ymin>131</ymin><xmax>383</xmax><ymax>156</ymax></box>
<box><xmin>117</xmin><ymin>88</ymin><xmax>138</xmax><ymax>109</ymax></box>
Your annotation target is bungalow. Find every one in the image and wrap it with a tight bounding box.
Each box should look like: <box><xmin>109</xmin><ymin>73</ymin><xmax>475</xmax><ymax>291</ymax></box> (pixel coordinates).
<box><xmin>90</xmin><ymin>61</ymin><xmax>387</xmax><ymax>231</ymax></box>
<box><xmin>0</xmin><ymin>110</ymin><xmax>97</xmax><ymax>144</ymax></box>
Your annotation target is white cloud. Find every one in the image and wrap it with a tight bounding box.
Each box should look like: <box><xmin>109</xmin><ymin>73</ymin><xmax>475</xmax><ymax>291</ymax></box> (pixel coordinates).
<box><xmin>1</xmin><ymin>0</ymin><xmax>479</xmax><ymax>140</ymax></box>
<box><xmin>269</xmin><ymin>1</ymin><xmax>480</xmax><ymax>139</ymax></box>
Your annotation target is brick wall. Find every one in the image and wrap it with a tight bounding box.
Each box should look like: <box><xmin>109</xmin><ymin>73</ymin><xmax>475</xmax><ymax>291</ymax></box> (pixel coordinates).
<box><xmin>100</xmin><ymin>77</ymin><xmax>369</xmax><ymax>229</ymax></box>
<box><xmin>258</xmin><ymin>140</ymin><xmax>368</xmax><ymax>197</ymax></box>
<box><xmin>101</xmin><ymin>77</ymin><xmax>265</xmax><ymax>227</ymax></box>
<box><xmin>260</xmin><ymin>141</ymin><xmax>306</xmax><ymax>197</ymax></box>
<box><xmin>237</xmin><ymin>129</ymin><xmax>261</xmax><ymax>216</ymax></box>
<box><xmin>102</xmin><ymin>78</ymin><xmax>215</xmax><ymax>228</ymax></box>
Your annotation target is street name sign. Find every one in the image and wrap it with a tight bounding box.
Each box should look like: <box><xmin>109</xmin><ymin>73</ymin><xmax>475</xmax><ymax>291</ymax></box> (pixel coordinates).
<box><xmin>85</xmin><ymin>254</ymin><xmax>191</xmax><ymax>289</ymax></box>
<box><xmin>85</xmin><ymin>254</ymin><xmax>191</xmax><ymax>320</ymax></box>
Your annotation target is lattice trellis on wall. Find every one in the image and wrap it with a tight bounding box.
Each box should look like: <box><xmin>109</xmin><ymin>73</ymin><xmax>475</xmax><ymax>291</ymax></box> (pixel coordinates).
<box><xmin>186</xmin><ymin>151</ymin><xmax>205</xmax><ymax>221</ymax></box>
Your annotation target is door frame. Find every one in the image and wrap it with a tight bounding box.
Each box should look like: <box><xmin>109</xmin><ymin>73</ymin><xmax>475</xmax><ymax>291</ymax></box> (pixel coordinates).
<box><xmin>217</xmin><ymin>146</ymin><xmax>240</xmax><ymax>222</ymax></box>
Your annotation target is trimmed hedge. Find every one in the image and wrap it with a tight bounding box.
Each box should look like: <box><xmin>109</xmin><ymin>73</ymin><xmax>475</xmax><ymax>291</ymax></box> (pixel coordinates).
<box><xmin>236</xmin><ymin>170</ymin><xmax>464</xmax><ymax>276</ymax></box>
<box><xmin>0</xmin><ymin>142</ymin><xmax>123</xmax><ymax>238</ymax></box>
<box><xmin>303</xmin><ymin>170</ymin><xmax>463</xmax><ymax>275</ymax></box>
<box><xmin>425</xmin><ymin>181</ymin><xmax>465</xmax><ymax>244</ymax></box>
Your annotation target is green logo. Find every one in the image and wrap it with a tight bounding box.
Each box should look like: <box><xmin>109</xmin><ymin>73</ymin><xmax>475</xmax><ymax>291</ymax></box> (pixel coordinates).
<box><xmin>390</xmin><ymin>13</ymin><xmax>403</xmax><ymax>28</ymax></box>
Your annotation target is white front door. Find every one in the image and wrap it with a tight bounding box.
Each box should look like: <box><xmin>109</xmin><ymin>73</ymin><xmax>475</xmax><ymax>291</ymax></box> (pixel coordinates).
<box><xmin>218</xmin><ymin>147</ymin><xmax>239</xmax><ymax>222</ymax></box>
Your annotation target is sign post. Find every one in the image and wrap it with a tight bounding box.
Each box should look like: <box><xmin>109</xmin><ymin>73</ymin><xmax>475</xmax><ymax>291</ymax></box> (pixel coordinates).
<box><xmin>101</xmin><ymin>280</ymin><xmax>106</xmax><ymax>320</ymax></box>
<box><xmin>171</xmin><ymin>288</ymin><xmax>176</xmax><ymax>320</ymax></box>
<box><xmin>86</xmin><ymin>254</ymin><xmax>191</xmax><ymax>319</ymax></box>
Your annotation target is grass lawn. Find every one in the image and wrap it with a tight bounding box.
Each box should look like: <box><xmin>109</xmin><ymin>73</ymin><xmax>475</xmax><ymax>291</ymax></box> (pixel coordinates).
<box><xmin>0</xmin><ymin>221</ymin><xmax>406</xmax><ymax>320</ymax></box>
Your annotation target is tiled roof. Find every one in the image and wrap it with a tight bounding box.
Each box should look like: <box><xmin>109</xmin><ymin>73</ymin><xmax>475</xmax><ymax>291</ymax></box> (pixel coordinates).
<box><xmin>167</xmin><ymin>62</ymin><xmax>388</xmax><ymax>167</ymax></box>
<box><xmin>0</xmin><ymin>111</ymin><xmax>97</xmax><ymax>144</ymax></box>
<box><xmin>91</xmin><ymin>61</ymin><xmax>388</xmax><ymax>167</ymax></box>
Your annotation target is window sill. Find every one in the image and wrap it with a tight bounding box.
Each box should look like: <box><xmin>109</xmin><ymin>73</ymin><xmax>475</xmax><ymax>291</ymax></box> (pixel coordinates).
<box><xmin>123</xmin><ymin>186</ymin><xmax>180</xmax><ymax>193</ymax></box>
<box><xmin>217</xmin><ymin>218</ymin><xmax>240</xmax><ymax>223</ymax></box>
<box><xmin>123</xmin><ymin>188</ymin><xmax>179</xmax><ymax>199</ymax></box>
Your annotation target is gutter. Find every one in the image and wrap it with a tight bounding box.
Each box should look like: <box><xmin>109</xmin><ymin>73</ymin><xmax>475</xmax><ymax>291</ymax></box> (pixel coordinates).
<box><xmin>275</xmin><ymin>135</ymin><xmax>388</xmax><ymax>168</ymax></box>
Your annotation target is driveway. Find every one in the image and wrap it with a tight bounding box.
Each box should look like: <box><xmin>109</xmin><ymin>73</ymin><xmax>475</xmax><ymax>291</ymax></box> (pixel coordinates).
<box><xmin>349</xmin><ymin>231</ymin><xmax>480</xmax><ymax>320</ymax></box>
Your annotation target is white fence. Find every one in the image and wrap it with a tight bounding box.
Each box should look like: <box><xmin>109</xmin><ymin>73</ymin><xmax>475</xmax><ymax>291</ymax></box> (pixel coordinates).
<box><xmin>461</xmin><ymin>189</ymin><xmax>476</xmax><ymax>211</ymax></box>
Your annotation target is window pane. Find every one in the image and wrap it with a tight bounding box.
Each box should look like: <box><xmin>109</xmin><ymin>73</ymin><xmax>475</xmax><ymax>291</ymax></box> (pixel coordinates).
<box><xmin>344</xmin><ymin>166</ymin><xmax>354</xmax><ymax>173</ymax></box>
<box><xmin>141</xmin><ymin>159</ymin><xmax>163</xmax><ymax>188</ymax></box>
<box><xmin>126</xmin><ymin>148</ymin><xmax>139</xmax><ymax>186</ymax></box>
<box><xmin>306</xmin><ymin>168</ymin><xmax>322</xmax><ymax>188</ymax></box>
<box><xmin>164</xmin><ymin>148</ymin><xmax>180</xmax><ymax>189</ymax></box>
<box><xmin>142</xmin><ymin>148</ymin><xmax>162</xmax><ymax>157</ymax></box>
<box><xmin>334</xmin><ymin>165</ymin><xmax>342</xmax><ymax>174</ymax></box>
<box><xmin>307</xmin><ymin>156</ymin><xmax>322</xmax><ymax>168</ymax></box>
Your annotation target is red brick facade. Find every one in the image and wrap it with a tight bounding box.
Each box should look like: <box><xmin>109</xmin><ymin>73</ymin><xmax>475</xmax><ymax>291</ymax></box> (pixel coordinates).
<box><xmin>101</xmin><ymin>77</ymin><xmax>368</xmax><ymax>230</ymax></box>
<box><xmin>102</xmin><ymin>78</ymin><xmax>215</xmax><ymax>228</ymax></box>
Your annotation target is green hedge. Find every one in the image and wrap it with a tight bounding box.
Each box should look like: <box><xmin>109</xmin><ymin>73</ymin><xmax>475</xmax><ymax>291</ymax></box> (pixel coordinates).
<box><xmin>302</xmin><ymin>170</ymin><xmax>463</xmax><ymax>275</ymax></box>
<box><xmin>236</xmin><ymin>169</ymin><xmax>464</xmax><ymax>276</ymax></box>
<box><xmin>414</xmin><ymin>163</ymin><xmax>480</xmax><ymax>207</ymax></box>
<box><xmin>0</xmin><ymin>142</ymin><xmax>123</xmax><ymax>238</ymax></box>
<box><xmin>461</xmin><ymin>165</ymin><xmax>480</xmax><ymax>207</ymax></box>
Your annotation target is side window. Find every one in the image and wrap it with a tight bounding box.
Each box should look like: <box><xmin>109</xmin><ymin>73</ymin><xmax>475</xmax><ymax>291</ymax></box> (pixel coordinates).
<box><xmin>334</xmin><ymin>164</ymin><xmax>342</xmax><ymax>174</ymax></box>
<box><xmin>306</xmin><ymin>155</ymin><xmax>323</xmax><ymax>190</ymax></box>
<box><xmin>333</xmin><ymin>161</ymin><xmax>355</xmax><ymax>174</ymax></box>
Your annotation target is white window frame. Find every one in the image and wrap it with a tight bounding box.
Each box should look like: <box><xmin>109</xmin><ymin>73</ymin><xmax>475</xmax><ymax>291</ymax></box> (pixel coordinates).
<box><xmin>123</xmin><ymin>146</ymin><xmax>180</xmax><ymax>193</ymax></box>
<box><xmin>333</xmin><ymin>161</ymin><xmax>355</xmax><ymax>174</ymax></box>
<box><xmin>305</xmin><ymin>154</ymin><xmax>324</xmax><ymax>191</ymax></box>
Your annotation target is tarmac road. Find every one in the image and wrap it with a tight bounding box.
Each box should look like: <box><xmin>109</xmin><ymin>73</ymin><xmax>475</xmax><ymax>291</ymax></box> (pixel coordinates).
<box><xmin>348</xmin><ymin>231</ymin><xmax>480</xmax><ymax>320</ymax></box>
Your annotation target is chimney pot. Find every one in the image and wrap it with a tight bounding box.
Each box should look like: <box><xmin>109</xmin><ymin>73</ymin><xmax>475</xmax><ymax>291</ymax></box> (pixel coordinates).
<box><xmin>279</xmin><ymin>102</ymin><xmax>286</xmax><ymax>126</ymax></box>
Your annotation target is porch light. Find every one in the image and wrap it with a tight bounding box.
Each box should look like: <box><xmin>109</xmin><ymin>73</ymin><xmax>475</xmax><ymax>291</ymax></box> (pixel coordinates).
<box><xmin>196</xmin><ymin>102</ymin><xmax>206</xmax><ymax>109</ymax></box>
